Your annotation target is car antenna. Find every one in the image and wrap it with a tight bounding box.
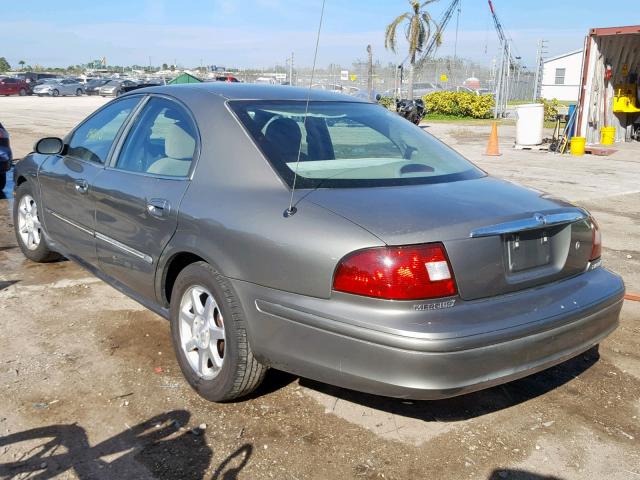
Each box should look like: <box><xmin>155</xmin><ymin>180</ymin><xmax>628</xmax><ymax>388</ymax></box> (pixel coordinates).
<box><xmin>284</xmin><ymin>0</ymin><xmax>326</xmax><ymax>218</ymax></box>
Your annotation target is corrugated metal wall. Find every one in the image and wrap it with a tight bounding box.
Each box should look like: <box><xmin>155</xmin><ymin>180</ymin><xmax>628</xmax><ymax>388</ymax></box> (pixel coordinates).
<box><xmin>584</xmin><ymin>33</ymin><xmax>640</xmax><ymax>143</ymax></box>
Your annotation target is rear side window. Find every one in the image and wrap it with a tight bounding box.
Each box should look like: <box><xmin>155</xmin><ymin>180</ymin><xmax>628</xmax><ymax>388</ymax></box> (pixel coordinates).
<box><xmin>229</xmin><ymin>100</ymin><xmax>484</xmax><ymax>188</ymax></box>
<box><xmin>67</xmin><ymin>97</ymin><xmax>139</xmax><ymax>164</ymax></box>
<box><xmin>114</xmin><ymin>97</ymin><xmax>197</xmax><ymax>177</ymax></box>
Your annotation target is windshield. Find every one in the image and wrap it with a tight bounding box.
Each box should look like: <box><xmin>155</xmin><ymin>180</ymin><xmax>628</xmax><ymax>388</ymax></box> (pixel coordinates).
<box><xmin>229</xmin><ymin>100</ymin><xmax>484</xmax><ymax>188</ymax></box>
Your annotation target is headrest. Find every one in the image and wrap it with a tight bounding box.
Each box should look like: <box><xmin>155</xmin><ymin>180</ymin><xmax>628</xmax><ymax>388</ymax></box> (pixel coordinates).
<box><xmin>165</xmin><ymin>123</ymin><xmax>195</xmax><ymax>160</ymax></box>
<box><xmin>265</xmin><ymin>117</ymin><xmax>301</xmax><ymax>154</ymax></box>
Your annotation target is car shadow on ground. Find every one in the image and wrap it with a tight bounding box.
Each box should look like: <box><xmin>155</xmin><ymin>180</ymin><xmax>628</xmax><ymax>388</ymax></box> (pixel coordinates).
<box><xmin>0</xmin><ymin>410</ymin><xmax>252</xmax><ymax>480</ymax></box>
<box><xmin>488</xmin><ymin>469</ymin><xmax>564</xmax><ymax>480</ymax></box>
<box><xmin>299</xmin><ymin>346</ymin><xmax>600</xmax><ymax>423</ymax></box>
<box><xmin>0</xmin><ymin>279</ymin><xmax>19</xmax><ymax>291</ymax></box>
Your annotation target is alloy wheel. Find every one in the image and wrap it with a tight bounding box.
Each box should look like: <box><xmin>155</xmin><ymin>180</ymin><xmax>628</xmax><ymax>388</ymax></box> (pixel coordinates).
<box><xmin>178</xmin><ymin>285</ymin><xmax>226</xmax><ymax>380</ymax></box>
<box><xmin>17</xmin><ymin>194</ymin><xmax>42</xmax><ymax>251</ymax></box>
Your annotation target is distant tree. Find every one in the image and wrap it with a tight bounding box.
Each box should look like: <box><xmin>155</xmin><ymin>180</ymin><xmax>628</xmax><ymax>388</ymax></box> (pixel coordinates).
<box><xmin>384</xmin><ymin>0</ymin><xmax>440</xmax><ymax>99</ymax></box>
<box><xmin>19</xmin><ymin>60</ymin><xmax>26</xmax><ymax>70</ymax></box>
<box><xmin>170</xmin><ymin>64</ymin><xmax>175</xmax><ymax>72</ymax></box>
<box><xmin>0</xmin><ymin>57</ymin><xmax>11</xmax><ymax>72</ymax></box>
<box><xmin>162</xmin><ymin>63</ymin><xmax>168</xmax><ymax>70</ymax></box>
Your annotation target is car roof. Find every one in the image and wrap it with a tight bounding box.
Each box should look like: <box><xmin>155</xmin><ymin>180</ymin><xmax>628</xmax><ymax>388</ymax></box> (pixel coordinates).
<box><xmin>138</xmin><ymin>82</ymin><xmax>370</xmax><ymax>103</ymax></box>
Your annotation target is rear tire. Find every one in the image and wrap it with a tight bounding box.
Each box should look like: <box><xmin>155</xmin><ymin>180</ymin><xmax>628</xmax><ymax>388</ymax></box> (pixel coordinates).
<box><xmin>76</xmin><ymin>88</ymin><xmax>83</xmax><ymax>96</ymax></box>
<box><xmin>169</xmin><ymin>261</ymin><xmax>266</xmax><ymax>402</ymax></box>
<box><xmin>0</xmin><ymin>172</ymin><xmax>6</xmax><ymax>191</ymax></box>
<box><xmin>19</xmin><ymin>88</ymin><xmax>26</xmax><ymax>96</ymax></box>
<box><xmin>51</xmin><ymin>89</ymin><xmax>59</xmax><ymax>97</ymax></box>
<box><xmin>13</xmin><ymin>182</ymin><xmax>61</xmax><ymax>263</ymax></box>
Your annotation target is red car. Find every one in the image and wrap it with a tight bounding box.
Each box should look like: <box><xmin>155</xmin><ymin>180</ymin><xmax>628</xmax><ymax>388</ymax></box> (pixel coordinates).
<box><xmin>0</xmin><ymin>77</ymin><xmax>30</xmax><ymax>96</ymax></box>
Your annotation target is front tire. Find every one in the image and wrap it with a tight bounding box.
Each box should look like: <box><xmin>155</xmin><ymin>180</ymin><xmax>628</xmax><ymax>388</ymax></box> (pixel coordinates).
<box><xmin>51</xmin><ymin>89</ymin><xmax>59</xmax><ymax>97</ymax></box>
<box><xmin>19</xmin><ymin>88</ymin><xmax>26</xmax><ymax>96</ymax></box>
<box><xmin>170</xmin><ymin>261</ymin><xmax>266</xmax><ymax>402</ymax></box>
<box><xmin>13</xmin><ymin>182</ymin><xmax>60</xmax><ymax>263</ymax></box>
<box><xmin>76</xmin><ymin>88</ymin><xmax>83</xmax><ymax>96</ymax></box>
<box><xmin>0</xmin><ymin>172</ymin><xmax>6</xmax><ymax>191</ymax></box>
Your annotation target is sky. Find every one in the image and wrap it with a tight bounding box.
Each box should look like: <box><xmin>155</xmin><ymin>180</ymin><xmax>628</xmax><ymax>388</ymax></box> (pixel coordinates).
<box><xmin>1</xmin><ymin>0</ymin><xmax>638</xmax><ymax>70</ymax></box>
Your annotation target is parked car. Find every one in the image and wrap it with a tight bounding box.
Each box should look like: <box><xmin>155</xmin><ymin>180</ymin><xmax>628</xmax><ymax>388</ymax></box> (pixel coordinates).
<box><xmin>99</xmin><ymin>79</ymin><xmax>138</xmax><ymax>97</ymax></box>
<box><xmin>33</xmin><ymin>79</ymin><xmax>84</xmax><ymax>97</ymax></box>
<box><xmin>0</xmin><ymin>77</ymin><xmax>30</xmax><ymax>96</ymax></box>
<box><xmin>32</xmin><ymin>77</ymin><xmax>62</xmax><ymax>88</ymax></box>
<box><xmin>412</xmin><ymin>82</ymin><xmax>443</xmax><ymax>98</ymax></box>
<box><xmin>0</xmin><ymin>122</ymin><xmax>12</xmax><ymax>191</ymax></box>
<box><xmin>84</xmin><ymin>79</ymin><xmax>110</xmax><ymax>96</ymax></box>
<box><xmin>121</xmin><ymin>81</ymin><xmax>162</xmax><ymax>94</ymax></box>
<box><xmin>215</xmin><ymin>75</ymin><xmax>239</xmax><ymax>82</ymax></box>
<box><xmin>12</xmin><ymin>83</ymin><xmax>624</xmax><ymax>403</ymax></box>
<box><xmin>14</xmin><ymin>72</ymin><xmax>59</xmax><ymax>85</ymax></box>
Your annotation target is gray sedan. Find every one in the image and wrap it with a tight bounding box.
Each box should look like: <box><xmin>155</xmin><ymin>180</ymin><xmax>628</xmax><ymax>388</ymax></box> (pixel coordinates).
<box><xmin>32</xmin><ymin>79</ymin><xmax>84</xmax><ymax>97</ymax></box>
<box><xmin>98</xmin><ymin>79</ymin><xmax>137</xmax><ymax>97</ymax></box>
<box><xmin>12</xmin><ymin>83</ymin><xmax>624</xmax><ymax>402</ymax></box>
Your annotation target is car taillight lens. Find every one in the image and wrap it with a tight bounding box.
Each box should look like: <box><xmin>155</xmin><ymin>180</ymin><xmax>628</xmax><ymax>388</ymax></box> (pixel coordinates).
<box><xmin>333</xmin><ymin>243</ymin><xmax>457</xmax><ymax>300</ymax></box>
<box><xmin>590</xmin><ymin>217</ymin><xmax>601</xmax><ymax>261</ymax></box>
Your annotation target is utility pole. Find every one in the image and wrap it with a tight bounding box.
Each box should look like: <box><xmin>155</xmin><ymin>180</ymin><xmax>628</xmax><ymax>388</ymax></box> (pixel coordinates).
<box><xmin>289</xmin><ymin>52</ymin><xmax>294</xmax><ymax>86</ymax></box>
<box><xmin>532</xmin><ymin>39</ymin><xmax>548</xmax><ymax>101</ymax></box>
<box><xmin>367</xmin><ymin>45</ymin><xmax>373</xmax><ymax>101</ymax></box>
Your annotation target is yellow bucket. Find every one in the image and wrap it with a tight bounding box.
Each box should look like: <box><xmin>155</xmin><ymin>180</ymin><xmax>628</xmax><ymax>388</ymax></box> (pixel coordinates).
<box><xmin>601</xmin><ymin>126</ymin><xmax>616</xmax><ymax>145</ymax></box>
<box><xmin>570</xmin><ymin>136</ymin><xmax>586</xmax><ymax>156</ymax></box>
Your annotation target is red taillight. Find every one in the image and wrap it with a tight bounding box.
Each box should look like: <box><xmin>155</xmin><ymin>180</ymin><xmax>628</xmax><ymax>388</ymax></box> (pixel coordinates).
<box><xmin>590</xmin><ymin>217</ymin><xmax>601</xmax><ymax>260</ymax></box>
<box><xmin>333</xmin><ymin>243</ymin><xmax>457</xmax><ymax>300</ymax></box>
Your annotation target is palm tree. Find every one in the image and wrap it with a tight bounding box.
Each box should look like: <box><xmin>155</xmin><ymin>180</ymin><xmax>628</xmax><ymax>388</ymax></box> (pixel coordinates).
<box><xmin>19</xmin><ymin>60</ymin><xmax>26</xmax><ymax>71</ymax></box>
<box><xmin>385</xmin><ymin>0</ymin><xmax>441</xmax><ymax>99</ymax></box>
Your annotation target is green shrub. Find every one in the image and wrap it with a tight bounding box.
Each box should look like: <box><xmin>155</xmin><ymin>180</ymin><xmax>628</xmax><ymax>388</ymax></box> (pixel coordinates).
<box><xmin>377</xmin><ymin>96</ymin><xmax>395</xmax><ymax>110</ymax></box>
<box><xmin>422</xmin><ymin>91</ymin><xmax>494</xmax><ymax>119</ymax></box>
<box><xmin>540</xmin><ymin>98</ymin><xmax>560</xmax><ymax>121</ymax></box>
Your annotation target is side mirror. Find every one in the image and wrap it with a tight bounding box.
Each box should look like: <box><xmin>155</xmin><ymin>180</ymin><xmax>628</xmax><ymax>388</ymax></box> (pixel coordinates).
<box><xmin>35</xmin><ymin>137</ymin><xmax>64</xmax><ymax>155</ymax></box>
<box><xmin>375</xmin><ymin>93</ymin><xmax>382</xmax><ymax>102</ymax></box>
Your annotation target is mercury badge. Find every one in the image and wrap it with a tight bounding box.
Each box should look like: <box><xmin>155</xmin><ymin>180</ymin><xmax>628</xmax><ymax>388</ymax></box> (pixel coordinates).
<box><xmin>414</xmin><ymin>299</ymin><xmax>456</xmax><ymax>311</ymax></box>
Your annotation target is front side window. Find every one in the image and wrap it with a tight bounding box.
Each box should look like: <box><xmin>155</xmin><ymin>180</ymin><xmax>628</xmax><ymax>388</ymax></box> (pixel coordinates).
<box><xmin>555</xmin><ymin>68</ymin><xmax>566</xmax><ymax>85</ymax></box>
<box><xmin>114</xmin><ymin>97</ymin><xmax>197</xmax><ymax>177</ymax></box>
<box><xmin>67</xmin><ymin>97</ymin><xmax>139</xmax><ymax>164</ymax></box>
<box><xmin>229</xmin><ymin>101</ymin><xmax>484</xmax><ymax>188</ymax></box>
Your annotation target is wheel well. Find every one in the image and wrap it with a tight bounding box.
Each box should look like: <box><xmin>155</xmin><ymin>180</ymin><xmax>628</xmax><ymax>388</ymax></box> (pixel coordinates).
<box><xmin>163</xmin><ymin>252</ymin><xmax>206</xmax><ymax>305</ymax></box>
<box><xmin>16</xmin><ymin>176</ymin><xmax>27</xmax><ymax>186</ymax></box>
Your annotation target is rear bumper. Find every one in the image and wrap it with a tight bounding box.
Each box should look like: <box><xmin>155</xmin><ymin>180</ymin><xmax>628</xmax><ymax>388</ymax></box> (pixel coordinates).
<box><xmin>232</xmin><ymin>267</ymin><xmax>624</xmax><ymax>399</ymax></box>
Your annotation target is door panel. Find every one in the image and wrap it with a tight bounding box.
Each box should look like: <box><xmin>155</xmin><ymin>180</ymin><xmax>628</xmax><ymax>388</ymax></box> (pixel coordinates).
<box><xmin>37</xmin><ymin>96</ymin><xmax>141</xmax><ymax>265</ymax></box>
<box><xmin>93</xmin><ymin>96</ymin><xmax>198</xmax><ymax>302</ymax></box>
<box><xmin>39</xmin><ymin>156</ymin><xmax>103</xmax><ymax>263</ymax></box>
<box><xmin>93</xmin><ymin>172</ymin><xmax>189</xmax><ymax>301</ymax></box>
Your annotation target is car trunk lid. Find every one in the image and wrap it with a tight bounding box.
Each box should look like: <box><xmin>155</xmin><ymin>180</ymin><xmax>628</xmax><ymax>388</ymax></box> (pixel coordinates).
<box><xmin>306</xmin><ymin>176</ymin><xmax>594</xmax><ymax>300</ymax></box>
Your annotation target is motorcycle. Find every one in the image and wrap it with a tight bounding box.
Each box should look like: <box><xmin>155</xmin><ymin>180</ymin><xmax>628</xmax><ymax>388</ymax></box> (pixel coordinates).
<box><xmin>395</xmin><ymin>98</ymin><xmax>426</xmax><ymax>126</ymax></box>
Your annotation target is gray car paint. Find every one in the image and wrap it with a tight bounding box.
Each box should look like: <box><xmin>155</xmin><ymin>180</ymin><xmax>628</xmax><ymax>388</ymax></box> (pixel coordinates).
<box><xmin>13</xmin><ymin>83</ymin><xmax>625</xmax><ymax>400</ymax></box>
<box><xmin>33</xmin><ymin>79</ymin><xmax>84</xmax><ymax>96</ymax></box>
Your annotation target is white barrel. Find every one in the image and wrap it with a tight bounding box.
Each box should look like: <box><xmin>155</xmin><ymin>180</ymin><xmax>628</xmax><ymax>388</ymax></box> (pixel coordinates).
<box><xmin>515</xmin><ymin>103</ymin><xmax>544</xmax><ymax>146</ymax></box>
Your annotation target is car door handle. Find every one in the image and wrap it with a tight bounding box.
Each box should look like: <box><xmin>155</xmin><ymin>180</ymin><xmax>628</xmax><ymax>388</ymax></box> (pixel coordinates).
<box><xmin>146</xmin><ymin>199</ymin><xmax>170</xmax><ymax>218</ymax></box>
<box><xmin>74</xmin><ymin>179</ymin><xmax>89</xmax><ymax>194</ymax></box>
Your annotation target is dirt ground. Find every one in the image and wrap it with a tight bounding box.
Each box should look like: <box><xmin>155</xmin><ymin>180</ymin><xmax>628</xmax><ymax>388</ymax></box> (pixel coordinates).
<box><xmin>0</xmin><ymin>96</ymin><xmax>639</xmax><ymax>479</ymax></box>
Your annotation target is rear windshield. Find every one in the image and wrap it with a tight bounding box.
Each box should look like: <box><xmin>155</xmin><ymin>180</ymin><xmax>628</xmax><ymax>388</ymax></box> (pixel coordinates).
<box><xmin>229</xmin><ymin>100</ymin><xmax>484</xmax><ymax>188</ymax></box>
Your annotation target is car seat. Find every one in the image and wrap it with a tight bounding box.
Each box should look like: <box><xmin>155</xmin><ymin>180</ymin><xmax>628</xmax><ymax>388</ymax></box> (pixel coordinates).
<box><xmin>147</xmin><ymin>123</ymin><xmax>195</xmax><ymax>177</ymax></box>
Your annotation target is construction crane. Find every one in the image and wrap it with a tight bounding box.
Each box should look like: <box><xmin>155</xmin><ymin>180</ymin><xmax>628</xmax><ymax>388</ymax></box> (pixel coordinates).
<box><xmin>397</xmin><ymin>0</ymin><xmax>462</xmax><ymax>95</ymax></box>
<box><xmin>487</xmin><ymin>0</ymin><xmax>516</xmax><ymax>67</ymax></box>
<box><xmin>484</xmin><ymin>0</ymin><xmax>522</xmax><ymax>117</ymax></box>
<box><xmin>422</xmin><ymin>0</ymin><xmax>462</xmax><ymax>60</ymax></box>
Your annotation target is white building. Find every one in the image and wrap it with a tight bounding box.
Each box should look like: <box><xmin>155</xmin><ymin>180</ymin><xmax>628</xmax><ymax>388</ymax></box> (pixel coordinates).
<box><xmin>540</xmin><ymin>49</ymin><xmax>584</xmax><ymax>102</ymax></box>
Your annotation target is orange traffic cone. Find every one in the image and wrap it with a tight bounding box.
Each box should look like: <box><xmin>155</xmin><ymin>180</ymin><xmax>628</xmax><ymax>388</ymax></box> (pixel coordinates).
<box><xmin>484</xmin><ymin>122</ymin><xmax>502</xmax><ymax>156</ymax></box>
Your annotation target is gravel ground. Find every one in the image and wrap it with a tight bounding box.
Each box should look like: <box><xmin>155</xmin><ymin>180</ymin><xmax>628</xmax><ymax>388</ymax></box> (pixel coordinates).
<box><xmin>0</xmin><ymin>96</ymin><xmax>639</xmax><ymax>479</ymax></box>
